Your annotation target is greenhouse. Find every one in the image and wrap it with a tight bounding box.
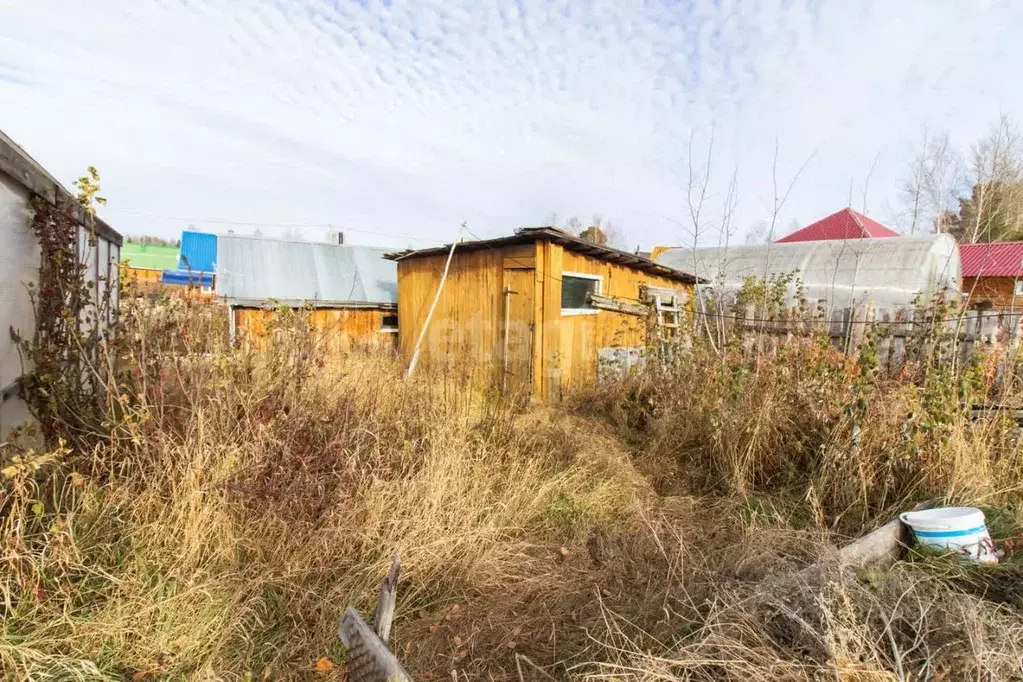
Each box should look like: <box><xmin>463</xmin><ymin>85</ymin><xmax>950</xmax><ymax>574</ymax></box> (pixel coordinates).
<box><xmin>655</xmin><ymin>234</ymin><xmax>961</xmax><ymax>313</ymax></box>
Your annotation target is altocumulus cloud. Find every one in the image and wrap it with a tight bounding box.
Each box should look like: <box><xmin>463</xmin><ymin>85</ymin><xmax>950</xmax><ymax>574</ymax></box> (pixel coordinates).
<box><xmin>0</xmin><ymin>0</ymin><xmax>1021</xmax><ymax>247</ymax></box>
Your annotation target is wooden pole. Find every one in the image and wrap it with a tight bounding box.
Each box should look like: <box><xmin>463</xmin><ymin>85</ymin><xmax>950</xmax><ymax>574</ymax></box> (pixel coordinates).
<box><xmin>373</xmin><ymin>556</ymin><xmax>401</xmax><ymax>643</ymax></box>
<box><xmin>227</xmin><ymin>304</ymin><xmax>236</xmax><ymax>347</ymax></box>
<box><xmin>405</xmin><ymin>223</ymin><xmax>463</xmax><ymax>380</ymax></box>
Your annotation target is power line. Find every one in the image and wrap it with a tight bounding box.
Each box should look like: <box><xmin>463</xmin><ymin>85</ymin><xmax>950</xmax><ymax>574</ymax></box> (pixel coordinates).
<box><xmin>462</xmin><ymin>225</ymin><xmax>488</xmax><ymax>242</ymax></box>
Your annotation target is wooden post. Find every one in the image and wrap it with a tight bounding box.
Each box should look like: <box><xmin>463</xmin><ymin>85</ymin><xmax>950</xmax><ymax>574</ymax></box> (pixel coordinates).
<box><xmin>339</xmin><ymin>556</ymin><xmax>412</xmax><ymax>682</ymax></box>
<box><xmin>742</xmin><ymin>304</ymin><xmax>754</xmax><ymax>358</ymax></box>
<box><xmin>842</xmin><ymin>307</ymin><xmax>854</xmax><ymax>355</ymax></box>
<box><xmin>227</xmin><ymin>304</ymin><xmax>236</xmax><ymax>347</ymax></box>
<box><xmin>878</xmin><ymin>309</ymin><xmax>892</xmax><ymax>372</ymax></box>
<box><xmin>373</xmin><ymin>556</ymin><xmax>401</xmax><ymax>643</ymax></box>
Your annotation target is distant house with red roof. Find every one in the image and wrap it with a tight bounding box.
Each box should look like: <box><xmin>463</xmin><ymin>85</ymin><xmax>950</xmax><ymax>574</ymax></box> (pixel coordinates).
<box><xmin>775</xmin><ymin>208</ymin><xmax>900</xmax><ymax>243</ymax></box>
<box><xmin>960</xmin><ymin>242</ymin><xmax>1023</xmax><ymax>310</ymax></box>
<box><xmin>648</xmin><ymin>207</ymin><xmax>899</xmax><ymax>260</ymax></box>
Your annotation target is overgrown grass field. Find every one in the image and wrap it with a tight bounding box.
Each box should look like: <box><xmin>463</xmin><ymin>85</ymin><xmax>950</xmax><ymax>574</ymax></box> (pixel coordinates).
<box><xmin>4</xmin><ymin>294</ymin><xmax>1023</xmax><ymax>680</ymax></box>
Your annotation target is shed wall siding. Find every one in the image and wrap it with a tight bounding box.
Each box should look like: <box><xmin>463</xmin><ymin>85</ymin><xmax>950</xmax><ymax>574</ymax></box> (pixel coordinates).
<box><xmin>235</xmin><ymin>307</ymin><xmax>397</xmax><ymax>353</ymax></box>
<box><xmin>396</xmin><ymin>247</ymin><xmax>506</xmax><ymax>383</ymax></box>
<box><xmin>964</xmin><ymin>276</ymin><xmax>1023</xmax><ymax>311</ymax></box>
<box><xmin>0</xmin><ymin>172</ymin><xmax>37</xmax><ymax>433</ymax></box>
<box><xmin>554</xmin><ymin>249</ymin><xmax>688</xmax><ymax>391</ymax></box>
<box><xmin>395</xmin><ymin>240</ymin><xmax>691</xmax><ymax>398</ymax></box>
<box><xmin>121</xmin><ymin>264</ymin><xmax>165</xmax><ymax>289</ymax></box>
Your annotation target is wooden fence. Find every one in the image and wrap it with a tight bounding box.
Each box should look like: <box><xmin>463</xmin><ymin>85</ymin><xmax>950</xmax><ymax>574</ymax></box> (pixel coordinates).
<box><xmin>690</xmin><ymin>304</ymin><xmax>1023</xmax><ymax>373</ymax></box>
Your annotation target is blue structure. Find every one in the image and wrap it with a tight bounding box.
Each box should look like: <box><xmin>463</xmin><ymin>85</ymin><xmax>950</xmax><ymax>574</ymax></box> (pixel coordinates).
<box><xmin>160</xmin><ymin>270</ymin><xmax>214</xmax><ymax>288</ymax></box>
<box><xmin>178</xmin><ymin>230</ymin><xmax>217</xmax><ymax>274</ymax></box>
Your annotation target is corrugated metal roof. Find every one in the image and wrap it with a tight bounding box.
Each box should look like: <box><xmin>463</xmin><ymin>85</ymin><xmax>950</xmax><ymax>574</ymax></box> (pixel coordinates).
<box><xmin>386</xmin><ymin>226</ymin><xmax>700</xmax><ymax>283</ymax></box>
<box><xmin>776</xmin><ymin>208</ymin><xmax>899</xmax><ymax>243</ymax></box>
<box><xmin>178</xmin><ymin>230</ymin><xmax>217</xmax><ymax>273</ymax></box>
<box><xmin>216</xmin><ymin>235</ymin><xmax>397</xmax><ymax>307</ymax></box>
<box><xmin>120</xmin><ymin>243</ymin><xmax>180</xmax><ymax>270</ymax></box>
<box><xmin>960</xmin><ymin>242</ymin><xmax>1023</xmax><ymax>277</ymax></box>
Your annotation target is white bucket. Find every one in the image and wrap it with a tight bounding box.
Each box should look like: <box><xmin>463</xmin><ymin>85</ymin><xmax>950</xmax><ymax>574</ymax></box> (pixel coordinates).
<box><xmin>899</xmin><ymin>507</ymin><xmax>997</xmax><ymax>564</ymax></box>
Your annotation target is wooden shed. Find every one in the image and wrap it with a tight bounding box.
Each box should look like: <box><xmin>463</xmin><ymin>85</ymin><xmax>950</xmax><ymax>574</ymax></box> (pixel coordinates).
<box><xmin>216</xmin><ymin>234</ymin><xmax>398</xmax><ymax>353</ymax></box>
<box><xmin>388</xmin><ymin>227</ymin><xmax>698</xmax><ymax>400</ymax></box>
<box><xmin>960</xmin><ymin>242</ymin><xmax>1023</xmax><ymax>311</ymax></box>
<box><xmin>119</xmin><ymin>242</ymin><xmax>179</xmax><ymax>292</ymax></box>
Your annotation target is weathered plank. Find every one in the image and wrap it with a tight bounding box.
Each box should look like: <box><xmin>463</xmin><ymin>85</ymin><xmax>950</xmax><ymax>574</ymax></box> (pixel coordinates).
<box><xmin>373</xmin><ymin>557</ymin><xmax>400</xmax><ymax>643</ymax></box>
<box><xmin>837</xmin><ymin>517</ymin><xmax>911</xmax><ymax>567</ymax></box>
<box><xmin>588</xmin><ymin>293</ymin><xmax>649</xmax><ymax>316</ymax></box>
<box><xmin>338</xmin><ymin>556</ymin><xmax>413</xmax><ymax>682</ymax></box>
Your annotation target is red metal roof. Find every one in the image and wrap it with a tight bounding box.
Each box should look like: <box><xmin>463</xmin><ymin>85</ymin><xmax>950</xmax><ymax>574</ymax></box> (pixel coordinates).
<box><xmin>775</xmin><ymin>208</ymin><xmax>900</xmax><ymax>243</ymax></box>
<box><xmin>960</xmin><ymin>242</ymin><xmax>1023</xmax><ymax>277</ymax></box>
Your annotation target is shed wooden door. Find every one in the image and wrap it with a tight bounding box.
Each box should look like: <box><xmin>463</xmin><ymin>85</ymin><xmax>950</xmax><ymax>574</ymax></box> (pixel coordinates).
<box><xmin>502</xmin><ymin>266</ymin><xmax>535</xmax><ymax>394</ymax></box>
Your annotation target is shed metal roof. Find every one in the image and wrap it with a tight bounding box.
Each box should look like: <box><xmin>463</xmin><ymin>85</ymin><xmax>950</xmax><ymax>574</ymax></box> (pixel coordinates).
<box><xmin>216</xmin><ymin>234</ymin><xmax>397</xmax><ymax>308</ymax></box>
<box><xmin>386</xmin><ymin>227</ymin><xmax>699</xmax><ymax>283</ymax></box>
<box><xmin>178</xmin><ymin>230</ymin><xmax>217</xmax><ymax>273</ymax></box>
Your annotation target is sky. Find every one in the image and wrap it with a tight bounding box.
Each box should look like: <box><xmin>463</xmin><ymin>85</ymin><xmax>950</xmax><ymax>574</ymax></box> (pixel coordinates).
<box><xmin>1</xmin><ymin>0</ymin><xmax>1021</xmax><ymax>250</ymax></box>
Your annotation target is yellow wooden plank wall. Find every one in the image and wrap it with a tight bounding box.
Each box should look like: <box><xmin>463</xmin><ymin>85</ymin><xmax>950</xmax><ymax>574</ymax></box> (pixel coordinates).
<box><xmin>121</xmin><ymin>265</ymin><xmax>163</xmax><ymax>287</ymax></box>
<box><xmin>395</xmin><ymin>239</ymin><xmax>692</xmax><ymax>397</ymax></box>
<box><xmin>396</xmin><ymin>247</ymin><xmax>506</xmax><ymax>383</ymax></box>
<box><xmin>531</xmin><ymin>241</ymin><xmax>546</xmax><ymax>396</ymax></box>
<box><xmin>235</xmin><ymin>307</ymin><xmax>397</xmax><ymax>353</ymax></box>
<box><xmin>554</xmin><ymin>249</ymin><xmax>690</xmax><ymax>390</ymax></box>
<box><xmin>540</xmin><ymin>241</ymin><xmax>562</xmax><ymax>400</ymax></box>
<box><xmin>120</xmin><ymin>264</ymin><xmax>215</xmax><ymax>301</ymax></box>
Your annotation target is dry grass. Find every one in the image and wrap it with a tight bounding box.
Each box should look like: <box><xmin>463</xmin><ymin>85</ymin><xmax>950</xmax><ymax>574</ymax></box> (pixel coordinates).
<box><xmin>575</xmin><ymin>559</ymin><xmax>1023</xmax><ymax>681</ymax></box>
<box><xmin>1</xmin><ymin>300</ymin><xmax>649</xmax><ymax>680</ymax></box>
<box><xmin>3</xmin><ymin>297</ymin><xmax>1023</xmax><ymax>680</ymax></box>
<box><xmin>576</xmin><ymin>334</ymin><xmax>1023</xmax><ymax>534</ymax></box>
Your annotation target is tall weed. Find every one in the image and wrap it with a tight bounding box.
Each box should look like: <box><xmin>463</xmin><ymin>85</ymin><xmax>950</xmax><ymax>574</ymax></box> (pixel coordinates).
<box><xmin>578</xmin><ymin>298</ymin><xmax>1023</xmax><ymax>531</ymax></box>
<box><xmin>1</xmin><ymin>298</ymin><xmax>640</xmax><ymax>679</ymax></box>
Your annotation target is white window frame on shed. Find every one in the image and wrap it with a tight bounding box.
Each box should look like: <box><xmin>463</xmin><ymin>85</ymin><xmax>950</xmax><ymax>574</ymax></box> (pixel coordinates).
<box><xmin>1014</xmin><ymin>280</ymin><xmax>1023</xmax><ymax>296</ymax></box>
<box><xmin>561</xmin><ymin>271</ymin><xmax>603</xmax><ymax>316</ymax></box>
<box><xmin>379</xmin><ymin>312</ymin><xmax>399</xmax><ymax>333</ymax></box>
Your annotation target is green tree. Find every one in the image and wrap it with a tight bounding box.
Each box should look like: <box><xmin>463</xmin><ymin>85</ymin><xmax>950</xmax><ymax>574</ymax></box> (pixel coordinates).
<box><xmin>945</xmin><ymin>116</ymin><xmax>1023</xmax><ymax>242</ymax></box>
<box><xmin>945</xmin><ymin>180</ymin><xmax>1023</xmax><ymax>242</ymax></box>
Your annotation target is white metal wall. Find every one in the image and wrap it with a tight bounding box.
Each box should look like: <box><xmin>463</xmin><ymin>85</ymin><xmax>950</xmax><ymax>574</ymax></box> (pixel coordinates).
<box><xmin>0</xmin><ymin>172</ymin><xmax>121</xmax><ymax>436</ymax></box>
<box><xmin>0</xmin><ymin>172</ymin><xmax>40</xmax><ymax>434</ymax></box>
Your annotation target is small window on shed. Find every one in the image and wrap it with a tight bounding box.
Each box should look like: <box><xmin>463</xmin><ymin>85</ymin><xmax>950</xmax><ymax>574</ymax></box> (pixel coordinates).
<box><xmin>561</xmin><ymin>273</ymin><xmax>601</xmax><ymax>315</ymax></box>
<box><xmin>1015</xmin><ymin>280</ymin><xmax>1023</xmax><ymax>296</ymax></box>
<box><xmin>380</xmin><ymin>314</ymin><xmax>398</xmax><ymax>332</ymax></box>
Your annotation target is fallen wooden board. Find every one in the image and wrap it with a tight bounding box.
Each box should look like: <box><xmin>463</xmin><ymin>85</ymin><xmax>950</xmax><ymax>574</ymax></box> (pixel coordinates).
<box><xmin>837</xmin><ymin>517</ymin><xmax>910</xmax><ymax>567</ymax></box>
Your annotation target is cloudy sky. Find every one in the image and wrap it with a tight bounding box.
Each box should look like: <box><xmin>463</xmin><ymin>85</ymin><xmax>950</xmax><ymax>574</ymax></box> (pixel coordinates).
<box><xmin>1</xmin><ymin>0</ymin><xmax>1020</xmax><ymax>249</ymax></box>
